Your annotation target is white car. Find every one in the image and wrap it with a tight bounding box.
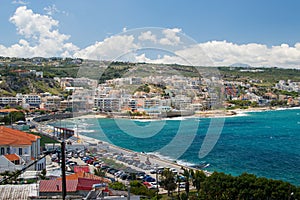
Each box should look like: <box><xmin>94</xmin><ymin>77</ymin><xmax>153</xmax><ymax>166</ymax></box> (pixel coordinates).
<box><xmin>179</xmin><ymin>182</ymin><xmax>186</xmax><ymax>188</ymax></box>
<box><xmin>170</xmin><ymin>168</ymin><xmax>178</xmax><ymax>174</ymax></box>
<box><xmin>149</xmin><ymin>182</ymin><xmax>160</xmax><ymax>189</ymax></box>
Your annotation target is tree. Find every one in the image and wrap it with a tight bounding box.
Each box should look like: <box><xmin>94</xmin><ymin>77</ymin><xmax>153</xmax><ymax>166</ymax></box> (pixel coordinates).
<box><xmin>94</xmin><ymin>168</ymin><xmax>106</xmax><ymax>177</ymax></box>
<box><xmin>181</xmin><ymin>168</ymin><xmax>192</xmax><ymax>199</ymax></box>
<box><xmin>39</xmin><ymin>169</ymin><xmax>47</xmax><ymax>180</ymax></box>
<box><xmin>161</xmin><ymin>169</ymin><xmax>177</xmax><ymax>196</ymax></box>
<box><xmin>1</xmin><ymin>111</ymin><xmax>25</xmax><ymax>124</ymax></box>
<box><xmin>192</xmin><ymin>170</ymin><xmax>206</xmax><ymax>194</ymax></box>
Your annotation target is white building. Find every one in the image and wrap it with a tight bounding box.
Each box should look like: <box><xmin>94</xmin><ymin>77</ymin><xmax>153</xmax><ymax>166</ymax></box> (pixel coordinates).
<box><xmin>0</xmin><ymin>126</ymin><xmax>44</xmax><ymax>172</ymax></box>
<box><xmin>94</xmin><ymin>98</ymin><xmax>121</xmax><ymax>112</ymax></box>
<box><xmin>22</xmin><ymin>94</ymin><xmax>41</xmax><ymax>108</ymax></box>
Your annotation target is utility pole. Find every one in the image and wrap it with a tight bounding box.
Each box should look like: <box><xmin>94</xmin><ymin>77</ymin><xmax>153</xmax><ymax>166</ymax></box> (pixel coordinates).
<box><xmin>61</xmin><ymin>137</ymin><xmax>67</xmax><ymax>199</ymax></box>
<box><xmin>127</xmin><ymin>181</ymin><xmax>130</xmax><ymax>200</ymax></box>
<box><xmin>156</xmin><ymin>168</ymin><xmax>159</xmax><ymax>199</ymax></box>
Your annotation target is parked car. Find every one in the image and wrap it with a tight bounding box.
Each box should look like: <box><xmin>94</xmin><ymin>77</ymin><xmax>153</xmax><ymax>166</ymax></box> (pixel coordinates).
<box><xmin>79</xmin><ymin>152</ymin><xmax>85</xmax><ymax>158</ymax></box>
<box><xmin>179</xmin><ymin>182</ymin><xmax>186</xmax><ymax>188</ymax></box>
<box><xmin>114</xmin><ymin>170</ymin><xmax>124</xmax><ymax>177</ymax></box>
<box><xmin>108</xmin><ymin>168</ymin><xmax>118</xmax><ymax>175</ymax></box>
<box><xmin>120</xmin><ymin>174</ymin><xmax>129</xmax><ymax>180</ymax></box>
<box><xmin>86</xmin><ymin>159</ymin><xmax>94</xmax><ymax>165</ymax></box>
<box><xmin>144</xmin><ymin>176</ymin><xmax>156</xmax><ymax>182</ymax></box>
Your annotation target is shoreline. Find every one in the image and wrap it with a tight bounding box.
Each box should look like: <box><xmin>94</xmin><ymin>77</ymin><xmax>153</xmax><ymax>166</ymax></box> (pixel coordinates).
<box><xmin>77</xmin><ymin>133</ymin><xmax>211</xmax><ymax>176</ymax></box>
<box><xmin>75</xmin><ymin>106</ymin><xmax>300</xmax><ymax>120</ymax></box>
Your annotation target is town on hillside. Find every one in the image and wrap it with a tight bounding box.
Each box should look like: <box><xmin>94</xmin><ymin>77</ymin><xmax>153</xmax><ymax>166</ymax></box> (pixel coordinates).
<box><xmin>0</xmin><ymin>57</ymin><xmax>299</xmax><ymax>120</ymax></box>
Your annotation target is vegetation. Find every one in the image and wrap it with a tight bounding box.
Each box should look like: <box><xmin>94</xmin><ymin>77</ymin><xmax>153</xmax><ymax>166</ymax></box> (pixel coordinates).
<box><xmin>108</xmin><ymin>181</ymin><xmax>127</xmax><ymax>190</ymax></box>
<box><xmin>158</xmin><ymin>171</ymin><xmax>300</xmax><ymax>200</ymax></box>
<box><xmin>218</xmin><ymin>67</ymin><xmax>300</xmax><ymax>84</ymax></box>
<box><xmin>99</xmin><ymin>65</ymin><xmax>130</xmax><ymax>83</ymax></box>
<box><xmin>270</xmin><ymin>100</ymin><xmax>288</xmax><ymax>106</ymax></box>
<box><xmin>105</xmin><ymin>169</ymin><xmax>300</xmax><ymax>200</ymax></box>
<box><xmin>135</xmin><ymin>84</ymin><xmax>150</xmax><ymax>93</ymax></box>
<box><xmin>127</xmin><ymin>111</ymin><xmax>148</xmax><ymax>116</ymax></box>
<box><xmin>94</xmin><ymin>168</ymin><xmax>106</xmax><ymax>177</ymax></box>
<box><xmin>130</xmin><ymin>180</ymin><xmax>156</xmax><ymax>197</ymax></box>
<box><xmin>109</xmin><ymin>180</ymin><xmax>156</xmax><ymax>198</ymax></box>
<box><xmin>161</xmin><ymin>169</ymin><xmax>177</xmax><ymax>196</ymax></box>
<box><xmin>0</xmin><ymin>111</ymin><xmax>25</xmax><ymax>124</ymax></box>
<box><xmin>100</xmin><ymin>158</ymin><xmax>128</xmax><ymax>170</ymax></box>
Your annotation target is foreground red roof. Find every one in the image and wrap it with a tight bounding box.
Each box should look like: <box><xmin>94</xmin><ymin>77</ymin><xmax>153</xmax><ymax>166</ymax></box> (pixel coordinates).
<box><xmin>57</xmin><ymin>171</ymin><xmax>111</xmax><ymax>183</ymax></box>
<box><xmin>0</xmin><ymin>126</ymin><xmax>40</xmax><ymax>146</ymax></box>
<box><xmin>39</xmin><ymin>178</ymin><xmax>101</xmax><ymax>192</ymax></box>
<box><xmin>39</xmin><ymin>180</ymin><xmax>78</xmax><ymax>192</ymax></box>
<box><xmin>74</xmin><ymin>166</ymin><xmax>90</xmax><ymax>173</ymax></box>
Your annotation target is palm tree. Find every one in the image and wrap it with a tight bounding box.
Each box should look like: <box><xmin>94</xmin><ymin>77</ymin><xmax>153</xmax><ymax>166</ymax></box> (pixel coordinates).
<box><xmin>94</xmin><ymin>168</ymin><xmax>106</xmax><ymax>177</ymax></box>
<box><xmin>192</xmin><ymin>170</ymin><xmax>206</xmax><ymax>194</ymax></box>
<box><xmin>181</xmin><ymin>168</ymin><xmax>192</xmax><ymax>199</ymax></box>
<box><xmin>161</xmin><ymin>169</ymin><xmax>177</xmax><ymax>196</ymax></box>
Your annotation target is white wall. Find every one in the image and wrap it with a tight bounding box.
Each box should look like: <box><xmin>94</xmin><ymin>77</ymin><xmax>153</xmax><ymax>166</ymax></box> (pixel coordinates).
<box><xmin>0</xmin><ymin>156</ymin><xmax>22</xmax><ymax>173</ymax></box>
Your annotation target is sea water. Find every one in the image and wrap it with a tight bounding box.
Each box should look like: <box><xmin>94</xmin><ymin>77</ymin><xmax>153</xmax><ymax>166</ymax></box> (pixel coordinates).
<box><xmin>53</xmin><ymin>108</ymin><xmax>300</xmax><ymax>185</ymax></box>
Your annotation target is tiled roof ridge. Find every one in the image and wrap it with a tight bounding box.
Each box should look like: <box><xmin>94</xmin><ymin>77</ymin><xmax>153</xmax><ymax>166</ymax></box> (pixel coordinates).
<box><xmin>4</xmin><ymin>153</ymin><xmax>20</xmax><ymax>161</ymax></box>
<box><xmin>0</xmin><ymin>126</ymin><xmax>40</xmax><ymax>146</ymax></box>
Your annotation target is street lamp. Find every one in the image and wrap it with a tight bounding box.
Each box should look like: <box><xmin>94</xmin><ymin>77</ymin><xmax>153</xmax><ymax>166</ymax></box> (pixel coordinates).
<box><xmin>155</xmin><ymin>166</ymin><xmax>159</xmax><ymax>198</ymax></box>
<box><xmin>126</xmin><ymin>181</ymin><xmax>131</xmax><ymax>200</ymax></box>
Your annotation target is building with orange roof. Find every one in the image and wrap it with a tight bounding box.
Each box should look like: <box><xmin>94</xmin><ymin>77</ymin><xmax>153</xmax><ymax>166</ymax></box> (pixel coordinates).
<box><xmin>0</xmin><ymin>108</ymin><xmax>20</xmax><ymax>113</ymax></box>
<box><xmin>0</xmin><ymin>126</ymin><xmax>45</xmax><ymax>172</ymax></box>
<box><xmin>0</xmin><ymin>108</ymin><xmax>21</xmax><ymax>118</ymax></box>
<box><xmin>40</xmin><ymin>172</ymin><xmax>111</xmax><ymax>197</ymax></box>
<box><xmin>39</xmin><ymin>178</ymin><xmax>108</xmax><ymax>197</ymax></box>
<box><xmin>4</xmin><ymin>153</ymin><xmax>21</xmax><ymax>165</ymax></box>
<box><xmin>57</xmin><ymin>171</ymin><xmax>111</xmax><ymax>184</ymax></box>
<box><xmin>74</xmin><ymin>165</ymin><xmax>90</xmax><ymax>173</ymax></box>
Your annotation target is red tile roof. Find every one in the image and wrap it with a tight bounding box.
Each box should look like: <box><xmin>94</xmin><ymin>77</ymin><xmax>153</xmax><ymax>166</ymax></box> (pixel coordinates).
<box><xmin>39</xmin><ymin>180</ymin><xmax>78</xmax><ymax>192</ymax></box>
<box><xmin>57</xmin><ymin>171</ymin><xmax>111</xmax><ymax>183</ymax></box>
<box><xmin>74</xmin><ymin>166</ymin><xmax>90</xmax><ymax>173</ymax></box>
<box><xmin>39</xmin><ymin>178</ymin><xmax>102</xmax><ymax>192</ymax></box>
<box><xmin>4</xmin><ymin>154</ymin><xmax>20</xmax><ymax>161</ymax></box>
<box><xmin>77</xmin><ymin>178</ymin><xmax>102</xmax><ymax>191</ymax></box>
<box><xmin>0</xmin><ymin>126</ymin><xmax>40</xmax><ymax>146</ymax></box>
<box><xmin>0</xmin><ymin>108</ymin><xmax>20</xmax><ymax>113</ymax></box>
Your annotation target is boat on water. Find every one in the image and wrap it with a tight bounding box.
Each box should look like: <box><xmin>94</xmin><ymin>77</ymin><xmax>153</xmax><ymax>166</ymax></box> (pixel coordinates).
<box><xmin>190</xmin><ymin>163</ymin><xmax>210</xmax><ymax>169</ymax></box>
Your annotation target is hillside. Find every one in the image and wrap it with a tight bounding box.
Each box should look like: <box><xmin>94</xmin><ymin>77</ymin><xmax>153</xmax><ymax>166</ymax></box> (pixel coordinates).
<box><xmin>0</xmin><ymin>57</ymin><xmax>300</xmax><ymax>97</ymax></box>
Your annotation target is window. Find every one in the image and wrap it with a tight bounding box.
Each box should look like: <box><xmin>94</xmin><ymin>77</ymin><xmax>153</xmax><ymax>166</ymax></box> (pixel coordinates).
<box><xmin>6</xmin><ymin>147</ymin><xmax>10</xmax><ymax>154</ymax></box>
<box><xmin>0</xmin><ymin>147</ymin><xmax>4</xmax><ymax>155</ymax></box>
<box><xmin>18</xmin><ymin>148</ymin><xmax>23</xmax><ymax>155</ymax></box>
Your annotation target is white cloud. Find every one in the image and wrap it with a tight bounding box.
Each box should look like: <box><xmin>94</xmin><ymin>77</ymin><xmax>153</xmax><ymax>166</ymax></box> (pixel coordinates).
<box><xmin>44</xmin><ymin>5</ymin><xmax>59</xmax><ymax>16</ymax></box>
<box><xmin>0</xmin><ymin>6</ymin><xmax>78</xmax><ymax>58</ymax></box>
<box><xmin>1</xmin><ymin>7</ymin><xmax>300</xmax><ymax>69</ymax></box>
<box><xmin>9</xmin><ymin>6</ymin><xmax>59</xmax><ymax>39</ymax></box>
<box><xmin>151</xmin><ymin>41</ymin><xmax>300</xmax><ymax>68</ymax></box>
<box><xmin>44</xmin><ymin>4</ymin><xmax>69</xmax><ymax>16</ymax></box>
<box><xmin>159</xmin><ymin>28</ymin><xmax>182</xmax><ymax>46</ymax></box>
<box><xmin>74</xmin><ymin>35</ymin><xmax>138</xmax><ymax>60</ymax></box>
<box><xmin>12</xmin><ymin>0</ymin><xmax>28</xmax><ymax>5</ymax></box>
<box><xmin>138</xmin><ymin>31</ymin><xmax>157</xmax><ymax>42</ymax></box>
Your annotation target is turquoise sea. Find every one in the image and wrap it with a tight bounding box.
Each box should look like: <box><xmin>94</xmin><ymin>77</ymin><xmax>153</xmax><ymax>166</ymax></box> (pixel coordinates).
<box><xmin>52</xmin><ymin>108</ymin><xmax>300</xmax><ymax>185</ymax></box>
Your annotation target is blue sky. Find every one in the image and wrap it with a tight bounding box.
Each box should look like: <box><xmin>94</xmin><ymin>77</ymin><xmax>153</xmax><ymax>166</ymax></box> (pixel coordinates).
<box><xmin>1</xmin><ymin>0</ymin><xmax>300</xmax><ymax>68</ymax></box>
